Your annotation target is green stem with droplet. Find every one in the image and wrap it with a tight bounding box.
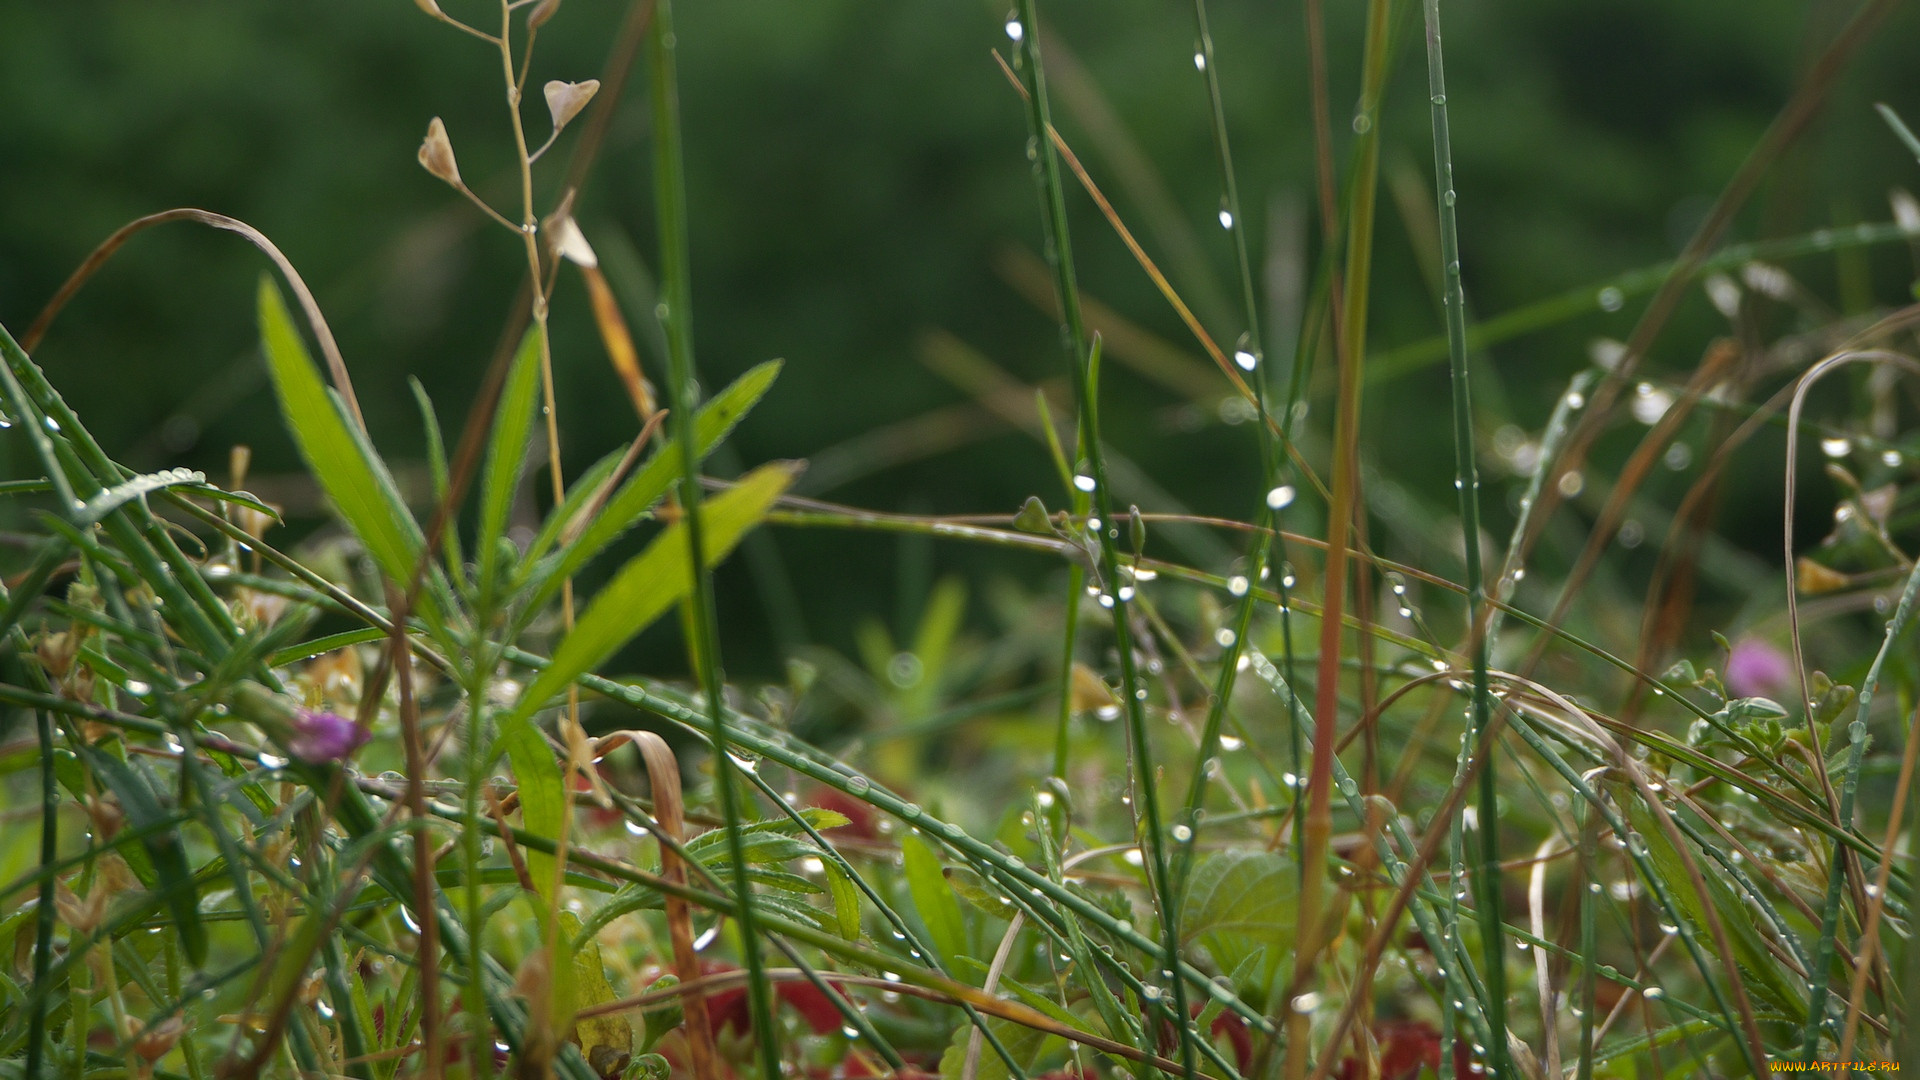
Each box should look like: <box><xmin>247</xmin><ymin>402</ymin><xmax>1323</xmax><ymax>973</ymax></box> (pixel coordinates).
<box><xmin>648</xmin><ymin>5</ymin><xmax>781</xmax><ymax>1079</ymax></box>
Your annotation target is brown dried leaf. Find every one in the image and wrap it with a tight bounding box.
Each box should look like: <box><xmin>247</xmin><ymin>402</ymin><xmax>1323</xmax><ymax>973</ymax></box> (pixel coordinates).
<box><xmin>417</xmin><ymin>117</ymin><xmax>461</xmax><ymax>187</ymax></box>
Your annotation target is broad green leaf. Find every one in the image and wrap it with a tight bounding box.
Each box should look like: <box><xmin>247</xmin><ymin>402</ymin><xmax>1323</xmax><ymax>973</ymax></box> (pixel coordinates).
<box><xmin>509</xmin><ymin>462</ymin><xmax>796</xmax><ymax>724</ymax></box>
<box><xmin>257</xmin><ymin>277</ymin><xmax>423</xmax><ymax>584</ymax></box>
<box><xmin>499</xmin><ymin>710</ymin><xmax>566</xmax><ymax>904</ymax></box>
<box><xmin>1627</xmin><ymin>802</ymin><xmax>1803</xmax><ymax>1020</ymax></box>
<box><xmin>1181</xmin><ymin>850</ymin><xmax>1299</xmax><ymax>993</ymax></box>
<box><xmin>559</xmin><ymin>911</ymin><xmax>634</xmax><ymax>1080</ymax></box>
<box><xmin>76</xmin><ymin>745</ymin><xmax>205</xmax><ymax>965</ymax></box>
<box><xmin>937</xmin><ymin>1012</ymin><xmax>1054</xmax><ymax>1080</ymax></box>
<box><xmin>824</xmin><ymin>860</ymin><xmax>862</xmax><ymax>940</ymax></box>
<box><xmin>479</xmin><ymin>327</ymin><xmax>544</xmax><ymax>602</ymax></box>
<box><xmin>523</xmin><ymin>360</ymin><xmax>783</xmax><ymax>615</ymax></box>
<box><xmin>902</xmin><ymin>831</ymin><xmax>968</xmax><ymax>968</ymax></box>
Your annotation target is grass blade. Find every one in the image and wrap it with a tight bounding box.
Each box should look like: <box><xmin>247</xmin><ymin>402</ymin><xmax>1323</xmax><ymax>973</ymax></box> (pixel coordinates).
<box><xmin>257</xmin><ymin>277</ymin><xmax>423</xmax><ymax>586</ymax></box>
<box><xmin>479</xmin><ymin>327</ymin><xmax>543</xmax><ymax>605</ymax></box>
<box><xmin>507</xmin><ymin>463</ymin><xmax>795</xmax><ymax>725</ymax></box>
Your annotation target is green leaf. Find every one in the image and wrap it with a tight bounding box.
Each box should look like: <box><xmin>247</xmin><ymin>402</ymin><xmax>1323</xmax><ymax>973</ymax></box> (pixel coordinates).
<box><xmin>902</xmin><ymin>831</ymin><xmax>968</xmax><ymax>969</ymax></box>
<box><xmin>499</xmin><ymin>710</ymin><xmax>567</xmax><ymax>905</ymax></box>
<box><xmin>479</xmin><ymin>327</ymin><xmax>544</xmax><ymax>603</ymax></box>
<box><xmin>508</xmin><ymin>462</ymin><xmax>796</xmax><ymax>724</ymax></box>
<box><xmin>257</xmin><ymin>277</ymin><xmax>423</xmax><ymax>584</ymax></box>
<box><xmin>936</xmin><ymin>1012</ymin><xmax>1053</xmax><ymax>1080</ymax></box>
<box><xmin>524</xmin><ymin>360</ymin><xmax>783</xmax><ymax>615</ymax></box>
<box><xmin>1181</xmin><ymin>850</ymin><xmax>1299</xmax><ymax>992</ymax></box>
<box><xmin>75</xmin><ymin>745</ymin><xmax>206</xmax><ymax>966</ymax></box>
<box><xmin>410</xmin><ymin>376</ymin><xmax>462</xmax><ymax>575</ymax></box>
<box><xmin>824</xmin><ymin>861</ymin><xmax>862</xmax><ymax>940</ymax></box>
<box><xmin>525</xmin><ymin>445</ymin><xmax>628</xmax><ymax>570</ymax></box>
<box><xmin>1627</xmin><ymin>803</ymin><xmax>1803</xmax><ymax>1020</ymax></box>
<box><xmin>560</xmin><ymin>911</ymin><xmax>634</xmax><ymax>1080</ymax></box>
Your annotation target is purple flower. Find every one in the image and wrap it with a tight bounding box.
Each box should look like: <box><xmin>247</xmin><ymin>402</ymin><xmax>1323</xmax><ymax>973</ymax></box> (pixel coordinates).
<box><xmin>287</xmin><ymin>708</ymin><xmax>369</xmax><ymax>764</ymax></box>
<box><xmin>1725</xmin><ymin>638</ymin><xmax>1793</xmax><ymax>700</ymax></box>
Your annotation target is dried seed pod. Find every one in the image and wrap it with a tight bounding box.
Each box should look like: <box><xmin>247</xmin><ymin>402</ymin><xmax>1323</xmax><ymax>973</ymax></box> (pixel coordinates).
<box><xmin>528</xmin><ymin>0</ymin><xmax>564</xmax><ymax>30</ymax></box>
<box><xmin>548</xmin><ymin>213</ymin><xmax>598</xmax><ymax>268</ymax></box>
<box><xmin>543</xmin><ymin>79</ymin><xmax>600</xmax><ymax>133</ymax></box>
<box><xmin>413</xmin><ymin>0</ymin><xmax>443</xmax><ymax>15</ymax></box>
<box><xmin>417</xmin><ymin>117</ymin><xmax>461</xmax><ymax>187</ymax></box>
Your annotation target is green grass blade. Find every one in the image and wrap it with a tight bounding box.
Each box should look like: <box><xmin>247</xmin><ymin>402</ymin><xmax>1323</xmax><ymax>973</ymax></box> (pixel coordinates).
<box><xmin>478</xmin><ymin>328</ymin><xmax>543</xmax><ymax>606</ymax></box>
<box><xmin>75</xmin><ymin>745</ymin><xmax>207</xmax><ymax>966</ymax></box>
<box><xmin>507</xmin><ymin>462</ymin><xmax>796</xmax><ymax>726</ymax></box>
<box><xmin>257</xmin><ymin>277</ymin><xmax>423</xmax><ymax>586</ymax></box>
<box><xmin>1419</xmin><ymin>3</ymin><xmax>1511</xmax><ymax>1076</ymax></box>
<box><xmin>520</xmin><ymin>359</ymin><xmax>783</xmax><ymax>616</ymax></box>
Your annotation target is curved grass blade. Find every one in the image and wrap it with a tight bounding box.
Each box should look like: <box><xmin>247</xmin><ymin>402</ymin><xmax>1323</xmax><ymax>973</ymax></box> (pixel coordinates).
<box><xmin>257</xmin><ymin>277</ymin><xmax>423</xmax><ymax>586</ymax></box>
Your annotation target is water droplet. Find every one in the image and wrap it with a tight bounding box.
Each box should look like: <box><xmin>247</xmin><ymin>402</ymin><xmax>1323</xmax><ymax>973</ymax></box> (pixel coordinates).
<box><xmin>1883</xmin><ymin>449</ymin><xmax>1903</xmax><ymax>468</ymax></box>
<box><xmin>1597</xmin><ymin>286</ymin><xmax>1625</xmax><ymax>312</ymax></box>
<box><xmin>1193</xmin><ymin>53</ymin><xmax>1207</xmax><ymax>71</ymax></box>
<box><xmin>1217</xmin><ymin>208</ymin><xmax>1233</xmax><ymax>229</ymax></box>
<box><xmin>1351</xmin><ymin>113</ymin><xmax>1372</xmax><ymax>135</ymax></box>
<box><xmin>1171</xmin><ymin>824</ymin><xmax>1193</xmax><ymax>842</ymax></box>
<box><xmin>1266</xmin><ymin>484</ymin><xmax>1295</xmax><ymax>510</ymax></box>
<box><xmin>847</xmin><ymin>775</ymin><xmax>872</xmax><ymax>796</ymax></box>
<box><xmin>1227</xmin><ymin>574</ymin><xmax>1249</xmax><ymax>596</ymax></box>
<box><xmin>1117</xmin><ymin>585</ymin><xmax>1135</xmax><ymax>601</ymax></box>
<box><xmin>1643</xmin><ymin>986</ymin><xmax>1664</xmax><ymax>1001</ymax></box>
<box><xmin>693</xmin><ymin>925</ymin><xmax>720</xmax><ymax>950</ymax></box>
<box><xmin>1631</xmin><ymin>382</ymin><xmax>1673</xmax><ymax>425</ymax></box>
<box><xmin>1234</xmin><ymin>349</ymin><xmax>1258</xmax><ymax>371</ymax></box>
<box><xmin>900</xmin><ymin>803</ymin><xmax>922</xmax><ymax>820</ymax></box>
<box><xmin>43</xmin><ymin>417</ymin><xmax>60</xmax><ymax>433</ymax></box>
<box><xmin>1291</xmin><ymin>992</ymin><xmax>1323</xmax><ymax>1013</ymax></box>
<box><xmin>258</xmin><ymin>753</ymin><xmax>287</xmax><ymax>770</ymax></box>
<box><xmin>1214</xmin><ymin>627</ymin><xmax>1236</xmax><ymax>647</ymax></box>
<box><xmin>1556</xmin><ymin>470</ymin><xmax>1585</xmax><ymax>497</ymax></box>
<box><xmin>1566</xmin><ymin>390</ymin><xmax>1586</xmax><ymax>410</ymax></box>
<box><xmin>1003</xmin><ymin>14</ymin><xmax>1024</xmax><ymax>41</ymax></box>
<box><xmin>123</xmin><ymin>679</ymin><xmax>151</xmax><ymax>696</ymax></box>
<box><xmin>1099</xmin><ymin>593</ymin><xmax>1116</xmax><ymax>609</ymax></box>
<box><xmin>1443</xmin><ymin>189</ymin><xmax>1456</xmax><ymax>206</ymax></box>
<box><xmin>727</xmin><ymin>752</ymin><xmax>759</xmax><ymax>774</ymax></box>
<box><xmin>1220</xmin><ymin>734</ymin><xmax>1244</xmax><ymax>751</ymax></box>
<box><xmin>1073</xmin><ymin>473</ymin><xmax>1097</xmax><ymax>492</ymax></box>
<box><xmin>624</xmin><ymin>820</ymin><xmax>650</xmax><ymax>837</ymax></box>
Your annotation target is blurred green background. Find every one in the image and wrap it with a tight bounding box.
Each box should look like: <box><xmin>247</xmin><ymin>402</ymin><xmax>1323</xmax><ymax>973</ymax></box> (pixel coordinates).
<box><xmin>3</xmin><ymin>0</ymin><xmax>1919</xmax><ymax>676</ymax></box>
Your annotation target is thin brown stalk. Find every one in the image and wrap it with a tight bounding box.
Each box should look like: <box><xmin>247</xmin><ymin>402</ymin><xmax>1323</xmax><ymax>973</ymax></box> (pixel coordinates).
<box><xmin>24</xmin><ymin>208</ymin><xmax>364</xmax><ymax>429</ymax></box>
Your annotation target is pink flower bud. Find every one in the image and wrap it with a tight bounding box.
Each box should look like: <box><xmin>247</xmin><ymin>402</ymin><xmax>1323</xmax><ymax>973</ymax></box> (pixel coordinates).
<box><xmin>288</xmin><ymin>709</ymin><xmax>370</xmax><ymax>765</ymax></box>
<box><xmin>1725</xmin><ymin>638</ymin><xmax>1792</xmax><ymax>700</ymax></box>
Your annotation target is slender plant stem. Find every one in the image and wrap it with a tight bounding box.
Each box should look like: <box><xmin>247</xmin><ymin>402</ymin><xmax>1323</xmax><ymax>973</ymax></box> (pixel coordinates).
<box><xmin>27</xmin><ymin>704</ymin><xmax>57</xmax><ymax>1079</ymax></box>
<box><xmin>1292</xmin><ymin>1</ymin><xmax>1391</xmax><ymax>1076</ymax></box>
<box><xmin>1419</xmin><ymin>3</ymin><xmax>1512</xmax><ymax>1077</ymax></box>
<box><xmin>1008</xmin><ymin>9</ymin><xmax>1195</xmax><ymax>1077</ymax></box>
<box><xmin>647</xmin><ymin>5</ymin><xmax>781</xmax><ymax>1079</ymax></box>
